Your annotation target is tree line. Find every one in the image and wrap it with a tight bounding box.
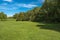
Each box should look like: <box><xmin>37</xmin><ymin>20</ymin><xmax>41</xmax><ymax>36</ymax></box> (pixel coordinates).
<box><xmin>13</xmin><ymin>0</ymin><xmax>60</xmax><ymax>23</ymax></box>
<box><xmin>0</xmin><ymin>0</ymin><xmax>60</xmax><ymax>23</ymax></box>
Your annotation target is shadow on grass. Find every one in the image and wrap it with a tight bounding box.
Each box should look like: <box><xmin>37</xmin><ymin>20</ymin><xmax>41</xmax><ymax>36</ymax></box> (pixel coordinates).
<box><xmin>37</xmin><ymin>23</ymin><xmax>60</xmax><ymax>32</ymax></box>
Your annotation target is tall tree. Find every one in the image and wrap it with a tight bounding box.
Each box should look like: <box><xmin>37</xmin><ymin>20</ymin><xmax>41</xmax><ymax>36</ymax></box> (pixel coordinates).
<box><xmin>16</xmin><ymin>12</ymin><xmax>25</xmax><ymax>21</ymax></box>
<box><xmin>0</xmin><ymin>12</ymin><xmax>7</xmax><ymax>21</ymax></box>
<box><xmin>41</xmin><ymin>0</ymin><xmax>60</xmax><ymax>22</ymax></box>
<box><xmin>13</xmin><ymin>13</ymin><xmax>18</xmax><ymax>19</ymax></box>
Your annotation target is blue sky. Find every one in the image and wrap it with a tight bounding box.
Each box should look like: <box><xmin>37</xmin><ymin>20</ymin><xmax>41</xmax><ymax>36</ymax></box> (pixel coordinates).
<box><xmin>0</xmin><ymin>0</ymin><xmax>45</xmax><ymax>17</ymax></box>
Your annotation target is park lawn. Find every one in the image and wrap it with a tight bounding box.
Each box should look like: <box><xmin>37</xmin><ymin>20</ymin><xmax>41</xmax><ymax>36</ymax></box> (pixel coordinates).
<box><xmin>0</xmin><ymin>21</ymin><xmax>60</xmax><ymax>40</ymax></box>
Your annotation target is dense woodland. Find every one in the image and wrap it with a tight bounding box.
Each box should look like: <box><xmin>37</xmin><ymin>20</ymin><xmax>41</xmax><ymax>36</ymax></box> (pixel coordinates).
<box><xmin>0</xmin><ymin>0</ymin><xmax>60</xmax><ymax>23</ymax></box>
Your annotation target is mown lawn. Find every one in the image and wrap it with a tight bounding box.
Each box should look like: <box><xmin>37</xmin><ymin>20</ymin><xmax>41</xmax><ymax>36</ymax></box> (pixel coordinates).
<box><xmin>0</xmin><ymin>21</ymin><xmax>60</xmax><ymax>40</ymax></box>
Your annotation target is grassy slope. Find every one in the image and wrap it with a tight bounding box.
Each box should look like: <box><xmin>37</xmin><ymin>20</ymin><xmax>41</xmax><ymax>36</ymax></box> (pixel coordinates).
<box><xmin>0</xmin><ymin>21</ymin><xmax>60</xmax><ymax>40</ymax></box>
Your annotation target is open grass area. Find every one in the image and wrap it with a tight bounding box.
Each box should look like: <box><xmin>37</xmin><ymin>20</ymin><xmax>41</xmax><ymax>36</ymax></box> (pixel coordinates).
<box><xmin>0</xmin><ymin>21</ymin><xmax>60</xmax><ymax>40</ymax></box>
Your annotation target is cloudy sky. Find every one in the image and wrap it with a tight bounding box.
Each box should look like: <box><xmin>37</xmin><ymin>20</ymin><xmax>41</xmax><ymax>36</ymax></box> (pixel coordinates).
<box><xmin>0</xmin><ymin>0</ymin><xmax>45</xmax><ymax>16</ymax></box>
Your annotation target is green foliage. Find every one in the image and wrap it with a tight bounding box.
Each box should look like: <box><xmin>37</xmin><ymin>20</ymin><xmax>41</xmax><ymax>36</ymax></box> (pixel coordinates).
<box><xmin>12</xmin><ymin>0</ymin><xmax>60</xmax><ymax>23</ymax></box>
<box><xmin>13</xmin><ymin>13</ymin><xmax>18</xmax><ymax>19</ymax></box>
<box><xmin>40</xmin><ymin>0</ymin><xmax>60</xmax><ymax>22</ymax></box>
<box><xmin>0</xmin><ymin>12</ymin><xmax>7</xmax><ymax>21</ymax></box>
<box><xmin>16</xmin><ymin>12</ymin><xmax>25</xmax><ymax>21</ymax></box>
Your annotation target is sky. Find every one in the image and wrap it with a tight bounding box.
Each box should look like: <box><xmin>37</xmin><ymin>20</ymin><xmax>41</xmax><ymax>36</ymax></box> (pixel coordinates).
<box><xmin>0</xmin><ymin>0</ymin><xmax>45</xmax><ymax>17</ymax></box>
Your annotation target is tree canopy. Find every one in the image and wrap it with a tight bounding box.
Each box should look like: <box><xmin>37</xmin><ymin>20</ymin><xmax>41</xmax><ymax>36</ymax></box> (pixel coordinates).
<box><xmin>0</xmin><ymin>12</ymin><xmax>7</xmax><ymax>21</ymax></box>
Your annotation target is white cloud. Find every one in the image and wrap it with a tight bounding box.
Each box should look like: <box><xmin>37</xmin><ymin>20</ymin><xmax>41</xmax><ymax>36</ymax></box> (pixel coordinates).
<box><xmin>0</xmin><ymin>6</ymin><xmax>17</xmax><ymax>10</ymax></box>
<box><xmin>23</xmin><ymin>4</ymin><xmax>37</xmax><ymax>8</ymax></box>
<box><xmin>0</xmin><ymin>3</ymin><xmax>37</xmax><ymax>11</ymax></box>
<box><xmin>3</xmin><ymin>0</ymin><xmax>12</xmax><ymax>2</ymax></box>
<box><xmin>16</xmin><ymin>4</ymin><xmax>37</xmax><ymax>8</ymax></box>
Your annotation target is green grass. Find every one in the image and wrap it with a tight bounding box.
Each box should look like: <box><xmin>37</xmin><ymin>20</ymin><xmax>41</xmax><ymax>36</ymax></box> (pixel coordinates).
<box><xmin>0</xmin><ymin>21</ymin><xmax>60</xmax><ymax>40</ymax></box>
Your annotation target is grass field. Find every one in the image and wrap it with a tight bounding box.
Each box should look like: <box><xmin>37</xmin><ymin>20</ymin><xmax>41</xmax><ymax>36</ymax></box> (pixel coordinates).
<box><xmin>0</xmin><ymin>21</ymin><xmax>60</xmax><ymax>40</ymax></box>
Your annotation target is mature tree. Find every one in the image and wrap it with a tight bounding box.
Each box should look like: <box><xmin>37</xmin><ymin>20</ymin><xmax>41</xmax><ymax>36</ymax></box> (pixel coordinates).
<box><xmin>16</xmin><ymin>12</ymin><xmax>25</xmax><ymax>21</ymax></box>
<box><xmin>13</xmin><ymin>13</ymin><xmax>18</xmax><ymax>19</ymax></box>
<box><xmin>13</xmin><ymin>0</ymin><xmax>60</xmax><ymax>23</ymax></box>
<box><xmin>41</xmin><ymin>0</ymin><xmax>60</xmax><ymax>22</ymax></box>
<box><xmin>0</xmin><ymin>12</ymin><xmax>7</xmax><ymax>21</ymax></box>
